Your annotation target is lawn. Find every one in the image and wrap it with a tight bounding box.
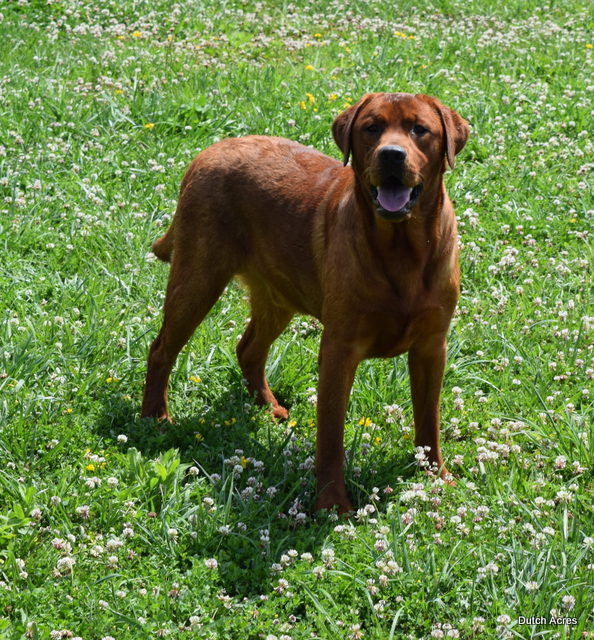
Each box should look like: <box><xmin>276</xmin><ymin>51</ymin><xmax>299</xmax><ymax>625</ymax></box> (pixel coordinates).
<box><xmin>0</xmin><ymin>0</ymin><xmax>593</xmax><ymax>638</ymax></box>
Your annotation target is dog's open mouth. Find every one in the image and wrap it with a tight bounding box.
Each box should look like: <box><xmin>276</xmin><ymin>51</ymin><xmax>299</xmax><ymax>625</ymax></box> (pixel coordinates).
<box><xmin>371</xmin><ymin>179</ymin><xmax>423</xmax><ymax>220</ymax></box>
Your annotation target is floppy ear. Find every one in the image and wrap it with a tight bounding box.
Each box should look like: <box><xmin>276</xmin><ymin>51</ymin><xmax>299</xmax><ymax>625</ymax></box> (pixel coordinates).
<box><xmin>332</xmin><ymin>94</ymin><xmax>374</xmax><ymax>166</ymax></box>
<box><xmin>437</xmin><ymin>104</ymin><xmax>469</xmax><ymax>170</ymax></box>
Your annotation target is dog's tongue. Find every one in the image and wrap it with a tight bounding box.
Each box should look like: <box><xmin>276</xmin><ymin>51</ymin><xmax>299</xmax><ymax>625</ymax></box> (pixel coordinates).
<box><xmin>377</xmin><ymin>184</ymin><xmax>412</xmax><ymax>212</ymax></box>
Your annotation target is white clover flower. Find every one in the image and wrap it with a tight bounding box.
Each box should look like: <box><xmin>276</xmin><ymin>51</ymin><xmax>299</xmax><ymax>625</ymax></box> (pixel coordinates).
<box><xmin>56</xmin><ymin>556</ymin><xmax>76</xmax><ymax>574</ymax></box>
<box><xmin>275</xmin><ymin>578</ymin><xmax>289</xmax><ymax>593</ymax></box>
<box><xmin>106</xmin><ymin>538</ymin><xmax>123</xmax><ymax>551</ymax></box>
<box><xmin>204</xmin><ymin>558</ymin><xmax>218</xmax><ymax>570</ymax></box>
<box><xmin>321</xmin><ymin>548</ymin><xmax>335</xmax><ymax>568</ymax></box>
<box><xmin>312</xmin><ymin>565</ymin><xmax>325</xmax><ymax>579</ymax></box>
<box><xmin>76</xmin><ymin>505</ymin><xmax>91</xmax><ymax>519</ymax></box>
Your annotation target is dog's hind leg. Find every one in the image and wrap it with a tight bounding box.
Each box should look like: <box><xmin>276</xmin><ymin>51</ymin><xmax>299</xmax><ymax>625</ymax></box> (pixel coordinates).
<box><xmin>141</xmin><ymin>253</ymin><xmax>234</xmax><ymax>421</ymax></box>
<box><xmin>236</xmin><ymin>284</ymin><xmax>294</xmax><ymax>419</ymax></box>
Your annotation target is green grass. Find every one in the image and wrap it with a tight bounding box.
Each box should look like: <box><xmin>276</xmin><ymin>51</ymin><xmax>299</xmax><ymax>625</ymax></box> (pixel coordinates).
<box><xmin>1</xmin><ymin>0</ymin><xmax>593</xmax><ymax>638</ymax></box>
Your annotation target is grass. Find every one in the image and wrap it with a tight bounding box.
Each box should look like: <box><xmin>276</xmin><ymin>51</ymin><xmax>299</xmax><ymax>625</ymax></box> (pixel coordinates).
<box><xmin>0</xmin><ymin>0</ymin><xmax>593</xmax><ymax>638</ymax></box>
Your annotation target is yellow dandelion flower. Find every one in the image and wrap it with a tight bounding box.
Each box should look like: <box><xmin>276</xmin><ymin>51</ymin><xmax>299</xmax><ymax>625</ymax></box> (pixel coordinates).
<box><xmin>305</xmin><ymin>64</ymin><xmax>315</xmax><ymax>71</ymax></box>
<box><xmin>358</xmin><ymin>417</ymin><xmax>372</xmax><ymax>427</ymax></box>
<box><xmin>305</xmin><ymin>92</ymin><xmax>315</xmax><ymax>103</ymax></box>
<box><xmin>240</xmin><ymin>456</ymin><xmax>248</xmax><ymax>468</ymax></box>
<box><xmin>288</xmin><ymin>420</ymin><xmax>297</xmax><ymax>428</ymax></box>
<box><xmin>115</xmin><ymin>89</ymin><xmax>123</xmax><ymax>95</ymax></box>
<box><xmin>189</xmin><ymin>375</ymin><xmax>201</xmax><ymax>383</ymax></box>
<box><xmin>314</xmin><ymin>33</ymin><xmax>322</xmax><ymax>38</ymax></box>
<box><xmin>586</xmin><ymin>44</ymin><xmax>593</xmax><ymax>49</ymax></box>
<box><xmin>195</xmin><ymin>432</ymin><xmax>204</xmax><ymax>442</ymax></box>
<box><xmin>65</xmin><ymin>408</ymin><xmax>73</xmax><ymax>414</ymax></box>
<box><xmin>374</xmin><ymin>437</ymin><xmax>382</xmax><ymax>445</ymax></box>
<box><xmin>132</xmin><ymin>31</ymin><xmax>142</xmax><ymax>38</ymax></box>
<box><xmin>328</xmin><ymin>93</ymin><xmax>338</xmax><ymax>101</ymax></box>
<box><xmin>143</xmin><ymin>123</ymin><xmax>155</xmax><ymax>129</ymax></box>
<box><xmin>86</xmin><ymin>464</ymin><xmax>95</xmax><ymax>471</ymax></box>
<box><xmin>299</xmin><ymin>101</ymin><xmax>307</xmax><ymax>110</ymax></box>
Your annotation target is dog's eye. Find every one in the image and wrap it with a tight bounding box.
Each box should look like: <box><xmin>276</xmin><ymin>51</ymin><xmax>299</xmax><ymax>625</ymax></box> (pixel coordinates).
<box><xmin>365</xmin><ymin>123</ymin><xmax>381</xmax><ymax>134</ymax></box>
<box><xmin>412</xmin><ymin>124</ymin><xmax>429</xmax><ymax>136</ymax></box>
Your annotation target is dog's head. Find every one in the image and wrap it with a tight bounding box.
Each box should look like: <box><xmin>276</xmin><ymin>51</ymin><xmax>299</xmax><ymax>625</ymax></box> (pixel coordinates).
<box><xmin>332</xmin><ymin>93</ymin><xmax>469</xmax><ymax>222</ymax></box>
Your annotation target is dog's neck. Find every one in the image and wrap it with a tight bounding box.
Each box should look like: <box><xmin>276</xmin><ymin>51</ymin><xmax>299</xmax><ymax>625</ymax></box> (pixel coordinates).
<box><xmin>348</xmin><ymin>173</ymin><xmax>457</xmax><ymax>297</ymax></box>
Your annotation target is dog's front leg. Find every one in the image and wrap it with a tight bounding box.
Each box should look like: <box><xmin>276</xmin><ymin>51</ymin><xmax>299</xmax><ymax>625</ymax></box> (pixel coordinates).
<box><xmin>407</xmin><ymin>334</ymin><xmax>451</xmax><ymax>479</ymax></box>
<box><xmin>314</xmin><ymin>334</ymin><xmax>359</xmax><ymax>513</ymax></box>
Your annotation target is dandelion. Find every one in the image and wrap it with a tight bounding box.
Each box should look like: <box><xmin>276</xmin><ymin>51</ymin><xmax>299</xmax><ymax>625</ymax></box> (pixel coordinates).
<box><xmin>143</xmin><ymin>123</ymin><xmax>155</xmax><ymax>130</ymax></box>
<box><xmin>304</xmin><ymin>64</ymin><xmax>315</xmax><ymax>71</ymax></box>
<box><xmin>117</xmin><ymin>434</ymin><xmax>128</xmax><ymax>444</ymax></box>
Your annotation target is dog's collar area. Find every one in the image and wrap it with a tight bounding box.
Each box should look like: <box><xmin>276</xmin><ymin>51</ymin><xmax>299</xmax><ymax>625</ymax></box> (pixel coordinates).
<box><xmin>370</xmin><ymin>183</ymin><xmax>423</xmax><ymax>221</ymax></box>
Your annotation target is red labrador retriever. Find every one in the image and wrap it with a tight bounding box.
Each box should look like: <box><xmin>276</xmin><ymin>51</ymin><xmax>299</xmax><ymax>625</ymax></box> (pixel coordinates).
<box><xmin>141</xmin><ymin>92</ymin><xmax>469</xmax><ymax>512</ymax></box>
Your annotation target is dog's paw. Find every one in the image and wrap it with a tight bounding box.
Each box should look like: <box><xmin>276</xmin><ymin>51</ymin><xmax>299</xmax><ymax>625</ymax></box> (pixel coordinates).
<box><xmin>315</xmin><ymin>488</ymin><xmax>354</xmax><ymax>516</ymax></box>
<box><xmin>271</xmin><ymin>404</ymin><xmax>289</xmax><ymax>421</ymax></box>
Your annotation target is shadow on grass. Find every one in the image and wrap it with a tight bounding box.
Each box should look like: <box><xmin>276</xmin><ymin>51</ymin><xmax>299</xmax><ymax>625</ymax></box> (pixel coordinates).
<box><xmin>94</xmin><ymin>374</ymin><xmax>417</xmax><ymax>597</ymax></box>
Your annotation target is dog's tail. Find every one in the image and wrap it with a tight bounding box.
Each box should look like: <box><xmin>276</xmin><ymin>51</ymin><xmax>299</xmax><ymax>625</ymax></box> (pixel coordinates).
<box><xmin>152</xmin><ymin>219</ymin><xmax>175</xmax><ymax>262</ymax></box>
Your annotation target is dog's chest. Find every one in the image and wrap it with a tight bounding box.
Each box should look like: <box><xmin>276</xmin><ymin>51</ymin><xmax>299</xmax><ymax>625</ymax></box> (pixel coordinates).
<box><xmin>353</xmin><ymin>282</ymin><xmax>457</xmax><ymax>359</ymax></box>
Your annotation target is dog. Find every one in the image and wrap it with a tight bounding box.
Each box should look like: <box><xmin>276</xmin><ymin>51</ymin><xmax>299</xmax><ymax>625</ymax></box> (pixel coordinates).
<box><xmin>141</xmin><ymin>92</ymin><xmax>469</xmax><ymax>513</ymax></box>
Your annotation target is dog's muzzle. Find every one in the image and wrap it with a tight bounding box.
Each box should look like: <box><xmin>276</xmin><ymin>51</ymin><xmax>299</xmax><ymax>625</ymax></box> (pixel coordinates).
<box><xmin>371</xmin><ymin>179</ymin><xmax>423</xmax><ymax>221</ymax></box>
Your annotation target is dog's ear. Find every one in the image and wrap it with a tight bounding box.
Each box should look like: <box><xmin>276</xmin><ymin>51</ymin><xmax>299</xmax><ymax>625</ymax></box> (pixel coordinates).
<box><xmin>332</xmin><ymin>94</ymin><xmax>375</xmax><ymax>166</ymax></box>
<box><xmin>438</xmin><ymin>105</ymin><xmax>469</xmax><ymax>170</ymax></box>
<box><xmin>417</xmin><ymin>94</ymin><xmax>469</xmax><ymax>170</ymax></box>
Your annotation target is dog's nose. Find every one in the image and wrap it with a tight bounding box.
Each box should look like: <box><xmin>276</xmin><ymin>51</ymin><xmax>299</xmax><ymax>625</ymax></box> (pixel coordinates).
<box><xmin>378</xmin><ymin>145</ymin><xmax>407</xmax><ymax>164</ymax></box>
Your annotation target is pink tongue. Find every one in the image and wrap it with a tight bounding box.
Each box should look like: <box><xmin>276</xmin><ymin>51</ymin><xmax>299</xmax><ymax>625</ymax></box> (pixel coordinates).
<box><xmin>377</xmin><ymin>185</ymin><xmax>412</xmax><ymax>212</ymax></box>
